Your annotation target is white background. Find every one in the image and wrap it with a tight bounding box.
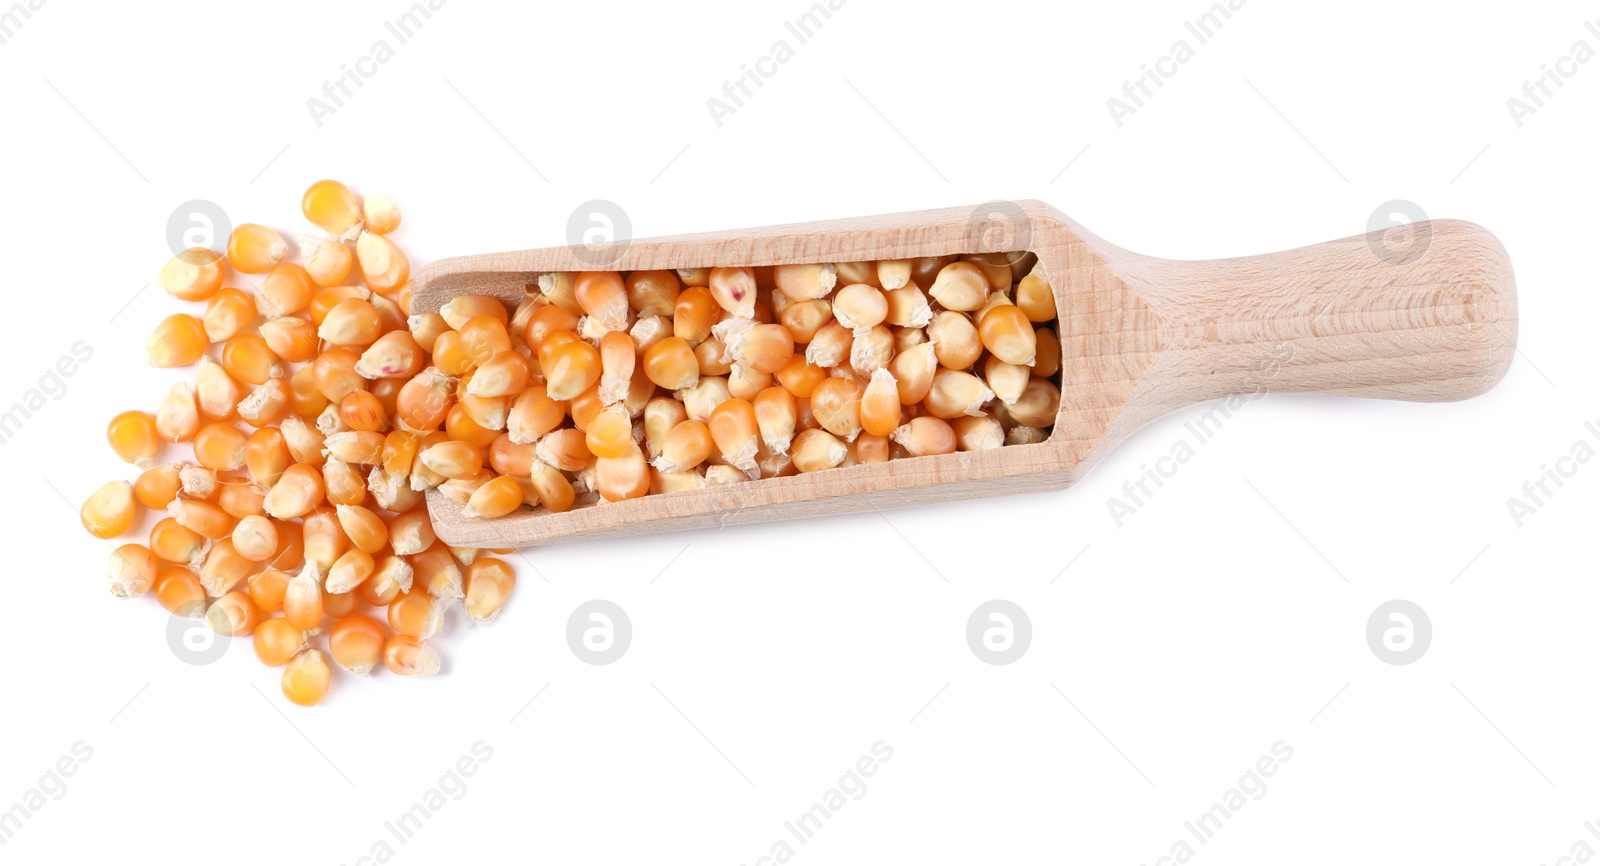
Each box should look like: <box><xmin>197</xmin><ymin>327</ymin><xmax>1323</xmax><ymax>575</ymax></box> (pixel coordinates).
<box><xmin>1</xmin><ymin>0</ymin><xmax>1594</xmax><ymax>863</ymax></box>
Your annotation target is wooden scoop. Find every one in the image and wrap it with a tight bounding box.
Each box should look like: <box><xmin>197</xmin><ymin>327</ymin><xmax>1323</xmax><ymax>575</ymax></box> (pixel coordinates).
<box><xmin>412</xmin><ymin>201</ymin><xmax>1517</xmax><ymax>547</ymax></box>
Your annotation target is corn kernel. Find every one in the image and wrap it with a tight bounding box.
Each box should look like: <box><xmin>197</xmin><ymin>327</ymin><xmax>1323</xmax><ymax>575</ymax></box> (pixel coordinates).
<box><xmin>227</xmin><ymin>223</ymin><xmax>288</xmax><ymax>274</ymax></box>
<box><xmin>281</xmin><ymin>649</ymin><xmax>331</xmax><ymax>706</ymax></box>
<box><xmin>383</xmin><ymin>634</ymin><xmax>441</xmax><ymax>676</ymax></box>
<box><xmin>254</xmin><ymin>618</ymin><xmax>309</xmax><ymax>667</ymax></box>
<box><xmin>362</xmin><ymin>191</ymin><xmax>401</xmax><ymax>234</ymax></box>
<box><xmin>154</xmin><ymin>566</ymin><xmax>206</xmax><ymax>614</ymax></box>
<box><xmin>159</xmin><ymin>248</ymin><xmax>224</xmax><ymax>301</ymax></box>
<box><xmin>206</xmin><ymin>591</ymin><xmax>264</xmax><ymax>636</ymax></box>
<box><xmin>464</xmin><ymin>558</ymin><xmax>515</xmax><ymax>622</ymax></box>
<box><xmin>82</xmin><ymin>480</ymin><xmax>137</xmax><ymax>539</ymax></box>
<box><xmin>302</xmin><ymin>179</ymin><xmax>363</xmax><ymax>235</ymax></box>
<box><xmin>146</xmin><ymin>314</ymin><xmax>207</xmax><ymax>367</ymax></box>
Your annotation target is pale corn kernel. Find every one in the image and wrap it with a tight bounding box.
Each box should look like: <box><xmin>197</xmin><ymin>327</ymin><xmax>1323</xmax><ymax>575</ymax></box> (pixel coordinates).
<box><xmin>541</xmin><ymin>336</ymin><xmax>602</xmax><ymax>401</ymax></box>
<box><xmin>708</xmin><ymin>267</ymin><xmax>757</xmax><ymax>319</ymax></box>
<box><xmin>642</xmin><ymin>337</ymin><xmax>700</xmax><ymax>391</ymax></box>
<box><xmin>928</xmin><ymin>261</ymin><xmax>990</xmax><ymax>311</ymax></box>
<box><xmin>655</xmin><ymin>418</ymin><xmax>713</xmax><ymax>474</ymax></box>
<box><xmin>598</xmin><ymin>331</ymin><xmax>637</xmax><ymax>404</ymax></box>
<box><xmin>279</xmin><ymin>415</ymin><xmax>327</xmax><ymax>467</ymax></box>
<box><xmin>318</xmin><ymin>297</ymin><xmax>383</xmax><ymax>346</ymax></box>
<box><xmin>440</xmin><ymin>468</ymin><xmax>495</xmax><ymax>506</ymax></box>
<box><xmin>155</xmin><ymin>382</ymin><xmax>200</xmax><ymax>443</ymax></box>
<box><xmin>374</xmin><ymin>285</ymin><xmax>413</xmax><ymax>329</ymax></box>
<box><xmin>178</xmin><ymin>464</ymin><xmax>218</xmax><ymax>500</ymax></box>
<box><xmin>308</xmin><ymin>285</ymin><xmax>372</xmax><ymax>324</ymax></box>
<box><xmin>674</xmin><ymin>286</ymin><xmax>720</xmax><ymax>345</ymax></box>
<box><xmin>850</xmin><ymin>325</ymin><xmax>894</xmax><ymax>378</ymax></box>
<box><xmin>150</xmin><ymin>516</ymin><xmax>210</xmax><ymax>565</ymax></box>
<box><xmin>461</xmin><ymin>474</ymin><xmax>522</xmax><ymax>519</ymax></box>
<box><xmin>726</xmin><ymin>364</ymin><xmax>771</xmax><ymax>401</ymax></box>
<box><xmin>952</xmin><ymin>414</ymin><xmax>1006</xmax><ymax>452</ymax></box>
<box><xmin>329</xmin><ymin>614</ymin><xmax>387</xmax><ymax>674</ymax></box>
<box><xmin>159</xmin><ymin>248</ymin><xmax>224</xmax><ymax>302</ymax></box>
<box><xmin>625</xmin><ymin>270</ymin><xmax>681</xmax><ymax>317</ymax></box>
<box><xmin>108</xmin><ymin>410</ymin><xmax>159</xmax><ymax>467</ymax></box>
<box><xmin>700</xmin><ymin>464</ymin><xmax>744</xmax><ymax>485</ymax></box>
<box><xmin>408</xmin><ymin>312</ymin><xmax>450</xmax><ymax>354</ymax></box>
<box><xmin>573</xmin><ymin>271</ymin><xmax>631</xmax><ymax>333</ymax></box>
<box><xmin>630</xmin><ymin>313</ymin><xmax>671</xmax><ymax>351</ymax></box>
<box><xmin>323</xmin><ymin>430</ymin><xmax>386</xmax><ymax>465</ymax></box>
<box><xmin>388</xmin><ymin>508</ymin><xmax>436</xmax><ymax>556</ymax></box>
<box><xmin>261</xmin><ymin>464</ymin><xmax>324</xmax><ymax>521</ymax></box>
<box><xmin>537</xmin><ymin>272</ymin><xmax>583</xmax><ymax>316</ymax></box>
<box><xmin>396</xmin><ymin>367</ymin><xmax>454</xmax><ymax>432</ymax></box>
<box><xmin>1005</xmin><ymin>378</ymin><xmax>1061</xmax><ymax>428</ymax></box>
<box><xmin>146</xmin><ymin>313</ymin><xmax>207</xmax><ymax>367</ymax></box>
<box><xmin>221</xmin><ymin>334</ymin><xmax>284</xmax><ymax>385</ymax></box>
<box><xmin>984</xmin><ymin>356</ymin><xmax>1031</xmax><ymax>406</ymax></box>
<box><xmin>928</xmin><ymin>311</ymin><xmax>982</xmax><ymax>370</ymax></box>
<box><xmin>237</xmin><ymin>379</ymin><xmax>291</xmax><ymax>428</ymax></box>
<box><xmin>333</xmin><ymin>504</ymin><xmax>387</xmax><ymax>554</ymax></box>
<box><xmin>232</xmin><ymin>515</ymin><xmax>279</xmax><ymax>562</ymax></box>
<box><xmin>408</xmin><ymin>431</ymin><xmax>451</xmax><ymax>491</ymax></box>
<box><xmin>419</xmin><ymin>440</ymin><xmax>483</xmax><ymax>480</ymax></box>
<box><xmin>978</xmin><ymin>304</ymin><xmax>1038</xmax><ymax>366</ymax></box>
<box><xmin>412</xmin><ymin>542</ymin><xmax>464</xmax><ymax>599</ymax></box>
<box><xmin>466</xmin><ymin>351</ymin><xmax>531</xmax><ymax>398</ymax></box>
<box><xmin>855</xmin><ymin>433</ymin><xmax>890</xmax><ymax>464</ymax></box>
<box><xmin>254</xmin><ymin>618</ymin><xmax>309</xmax><ymax>667</ymax></box>
<box><xmin>108</xmin><ymin>543</ymin><xmax>157</xmax><ymax>598</ymax></box>
<box><xmin>877</xmin><ymin>259</ymin><xmax>912</xmax><ymax>290</ymax></box>
<box><xmin>369</xmin><ymin>466</ymin><xmax>421</xmax><ymax>511</ymax></box>
<box><xmin>834</xmin><ymin>261</ymin><xmax>880</xmax><ymax>288</ymax></box>
<box><xmin>301</xmin><ymin>508</ymin><xmax>349</xmax><ymax>572</ymax></box>
<box><xmin>284</xmin><ymin>565</ymin><xmax>324</xmax><ymax>629</ymax></box>
<box><xmin>595</xmin><ymin>444</ymin><xmax>651</xmax><ymax>502</ymax></box>
<box><xmin>327</xmin><ymin>548</ymin><xmax>376</xmax><ymax>594</ymax></box>
<box><xmin>262</xmin><ymin>317</ymin><xmax>320</xmax><ymax>367</ymax></box>
<box><xmin>1006</xmin><ymin>426</ymin><xmax>1050</xmax><ymax>446</ymax></box>
<box><xmin>643</xmin><ymin>397</ymin><xmax>688</xmax><ymax>459</ymax></box>
<box><xmin>206</xmin><ymin>591</ymin><xmax>264</xmax><ymax>636</ymax></box>
<box><xmin>200</xmin><ymin>538</ymin><xmax>259</xmax><ymax>597</ymax></box>
<box><xmin>203</xmin><ymin>288</ymin><xmax>255</xmax><ymax>342</ymax></box>
<box><xmin>778</xmin><ymin>299</ymin><xmax>832</xmax><ymax>343</ymax></box>
<box><xmin>216</xmin><ymin>481</ymin><xmax>268</xmax><ymax>520</ymax></box>
<box><xmin>507</xmin><ymin>384</ymin><xmax>565</xmax><ymax>444</ymax></box>
<box><xmin>228</xmin><ymin>223</ymin><xmax>288</xmax><ymax>274</ymax></box>
<box><xmin>884</xmin><ymin>283</ymin><xmax>934</xmax><ymax>328</ymax></box>
<box><xmin>464</xmin><ymin>558</ymin><xmax>515</xmax><ymax>622</ymax></box>
<box><xmin>154</xmin><ymin>566</ymin><xmax>206</xmax><ymax>615</ymax></box>
<box><xmin>362</xmin><ymin>191</ymin><xmax>401</xmax><ymax>234</ymax></box>
<box><xmin>733</xmin><ymin>324</ymin><xmax>794</xmax><ymax>374</ymax></box>
<box><xmin>167</xmin><ymin>497</ymin><xmax>235</xmax><ymax>540</ymax></box>
<box><xmin>82</xmin><ymin>480</ymin><xmax>137</xmax><ymax>539</ymax></box>
<box><xmin>833</xmin><ymin>284</ymin><xmax>889</xmax><ymax>332</ymax></box>
<box><xmin>893</xmin><ymin>326</ymin><xmax>928</xmax><ymax>354</ymax></box>
<box><xmin>676</xmin><ymin>266</ymin><xmax>710</xmax><ymax>286</ymax></box>
<box><xmin>439</xmin><ymin>296</ymin><xmax>508</xmax><ymax>332</ymax></box>
<box><xmin>860</xmin><ymin>369</ymin><xmax>903</xmax><ymax>438</ymax></box>
<box><xmin>357</xmin><ymin>231</ymin><xmax>410</xmax><ymax>294</ymax></box>
<box><xmin>752</xmin><ymin>387</ymin><xmax>797</xmax><ymax>455</ymax></box>
<box><xmin>302</xmin><ymin>179</ymin><xmax>362</xmax><ymax>235</ymax></box>
<box><xmin>810</xmin><ymin>377</ymin><xmax>863</xmax><ymax>440</ymax></box>
<box><xmin>134</xmin><ymin>463</ymin><xmax>184</xmax><ymax>510</ymax></box>
<box><xmin>805</xmin><ymin>321</ymin><xmax>852</xmax><ymax>369</ymax></box>
<box><xmin>792</xmin><ymin>429</ymin><xmax>848</xmax><ymax>473</ymax></box>
<box><xmin>775</xmin><ymin>356</ymin><xmax>826</xmax><ymax>400</ymax></box>
<box><xmin>195</xmin><ymin>356</ymin><xmax>246</xmax><ymax>421</ymax></box>
<box><xmin>892</xmin><ymin>416</ymin><xmax>958</xmax><ymax>457</ymax></box>
<box><xmin>361</xmin><ymin>556</ymin><xmax>412</xmax><ymax>606</ymax></box>
<box><xmin>1033</xmin><ymin>328</ymin><xmax>1061</xmax><ymax>378</ymax></box>
<box><xmin>524</xmin><ymin>462</ymin><xmax>576</xmax><ymax>512</ymax></box>
<box><xmin>384</xmin><ymin>635</ymin><xmax>442</xmax><ymax>676</ymax></box>
<box><xmin>281</xmin><ymin>649</ymin><xmax>331</xmax><ymax>706</ymax></box>
<box><xmin>962</xmin><ymin>252</ymin><xmax>1016</xmax><ymax>292</ymax></box>
<box><xmin>258</xmin><ymin>262</ymin><xmax>317</xmax><ymax>318</ymax></box>
<box><xmin>924</xmin><ymin>369</ymin><xmax>996</xmax><ymax>419</ymax></box>
<box><xmin>679</xmin><ymin>376</ymin><xmax>732</xmax><ymax>424</ymax></box>
<box><xmin>774</xmin><ymin>262</ymin><xmax>837</xmax><ymax>300</ymax></box>
<box><xmin>1015</xmin><ymin>269</ymin><xmax>1055</xmax><ymax>322</ymax></box>
<box><xmin>193</xmin><ymin>422</ymin><xmax>248</xmax><ymax>472</ymax></box>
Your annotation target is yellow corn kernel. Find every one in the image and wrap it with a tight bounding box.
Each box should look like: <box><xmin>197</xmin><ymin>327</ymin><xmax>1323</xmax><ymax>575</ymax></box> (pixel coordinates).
<box><xmin>623</xmin><ymin>270</ymin><xmax>679</xmax><ymax>318</ymax></box>
<box><xmin>199</xmin><ymin>287</ymin><xmax>254</xmax><ymax>342</ymax></box>
<box><xmin>439</xmin><ymin>468</ymin><xmax>494</xmax><ymax>506</ymax></box>
<box><xmin>217</xmin><ymin>480</ymin><xmax>267</xmax><ymax>520</ymax></box>
<box><xmin>572</xmin><ymin>271</ymin><xmax>630</xmax><ymax>333</ymax></box>
<box><xmin>243</xmin><ymin>428</ymin><xmax>290</xmax><ymax>488</ymax></box>
<box><xmin>302</xmin><ymin>179</ymin><xmax>362</xmax><ymax>234</ymax></box>
<box><xmin>200</xmin><ymin>537</ymin><xmax>260</xmax><ymax>597</ymax></box>
<box><xmin>522</xmin><ymin>462</ymin><xmax>575</xmax><ymax>513</ymax></box>
<box><xmin>81</xmin><ymin>480</ymin><xmax>137</xmax><ymax>539</ymax></box>
<box><xmin>237</xmin><ymin>379</ymin><xmax>291</xmax><ymax>428</ymax></box>
<box><xmin>248</xmin><ymin>568</ymin><xmax>291</xmax><ymax>613</ymax></box>
<box><xmin>192</xmin><ymin>422</ymin><xmax>247</xmax><ymax>472</ymax></box>
<box><xmin>833</xmin><ymin>261</ymin><xmax>880</xmax><ymax>289</ymax></box>
<box><xmin>924</xmin><ymin>369</ymin><xmax>996</xmax><ymax>419</ymax></box>
<box><xmin>354</xmin><ymin>330</ymin><xmax>424</xmax><ymax>379</ymax></box>
<box><xmin>279</xmin><ymin>416</ymin><xmax>327</xmax><ymax>468</ymax></box>
<box><xmin>396</xmin><ymin>367</ymin><xmax>454</xmax><ymax>432</ymax></box>
<box><xmin>464</xmin><ymin>558</ymin><xmax>515</xmax><ymax>622</ymax></box>
<box><xmin>774</xmin><ymin>356</ymin><xmax>826</xmax><ymax>400</ymax></box>
<box><xmin>876</xmin><ymin>259</ymin><xmax>912</xmax><ymax>290</ymax></box>
<box><xmin>361</xmin><ymin>556</ymin><xmax>411</xmax><ymax>606</ymax></box>
<box><xmin>642</xmin><ymin>397</ymin><xmax>687</xmax><ymax>459</ymax></box>
<box><xmin>221</xmin><ymin>334</ymin><xmax>284</xmax><ymax>385</ymax></box>
<box><xmin>708</xmin><ymin>267</ymin><xmax>757</xmax><ymax>319</ymax></box>
<box><xmin>459</xmin><ymin>391</ymin><xmax>508</xmax><ymax>433</ymax></box>
<box><xmin>133</xmin><ymin>463</ymin><xmax>182</xmax><ymax>510</ymax></box>
<box><xmin>833</xmin><ymin>283</ymin><xmax>889</xmax><ymax>332</ymax></box>
<box><xmin>328</xmin><ymin>614</ymin><xmax>387</xmax><ymax>674</ymax></box>
<box><xmin>146</xmin><ymin>313</ymin><xmax>207</xmax><ymax>367</ymax></box>
<box><xmin>700</xmin><ymin>339</ymin><xmax>736</xmax><ymax>383</ymax></box>
<box><xmin>231</xmin><ymin>514</ymin><xmax>279</xmax><ymax>562</ymax></box>
<box><xmin>464</xmin><ymin>351</ymin><xmax>529</xmax><ymax>399</ymax></box>
<box><xmin>752</xmin><ymin>387</ymin><xmax>797</xmax><ymax>455</ymax></box>
<box><xmin>383</xmin><ymin>634</ymin><xmax>441</xmax><ymax>676</ymax></box>
<box><xmin>409</xmin><ymin>312</ymin><xmax>450</xmax><ymax>355</ymax></box>
<box><xmin>108</xmin><ymin>410</ymin><xmax>159</xmax><ymax>467</ymax></box>
<box><xmin>154</xmin><ymin>566</ymin><xmax>206</xmax><ymax>614</ymax></box>
<box><xmin>282</xmin><ymin>649</ymin><xmax>332</xmax><ymax>706</ymax></box>
<box><xmin>357</xmin><ymin>231</ymin><xmax>409</xmax><ymax>294</ymax></box>
<box><xmin>206</xmin><ymin>591</ymin><xmax>264</xmax><ymax>636</ymax></box>
<box><xmin>438</xmin><ymin>295</ymin><xmax>508</xmax><ymax>331</ymax></box>
<box><xmin>388</xmin><ymin>587</ymin><xmax>440</xmax><ymax>638</ymax></box>
<box><xmin>584</xmin><ymin>406</ymin><xmax>635</xmax><ymax>460</ymax></box>
<box><xmin>385</xmin><ymin>509</ymin><xmax>433</xmax><ymax>557</ymax></box>
<box><xmin>320</xmin><ymin>458</ymin><xmax>364</xmax><ymax>507</ymax></box>
<box><xmin>331</xmin><ymin>504</ymin><xmax>385</xmax><ymax>554</ymax></box>
<box><xmin>167</xmin><ymin>496</ymin><xmax>236</xmax><ymax>541</ymax></box>
<box><xmin>792</xmin><ymin>429</ymin><xmax>847</xmax><ymax>473</ymax></box>
<box><xmin>674</xmin><ymin>286</ymin><xmax>720</xmax><ymax>345</ymax></box>
<box><xmin>362</xmin><ymin>191</ymin><xmax>401</xmax><ymax>234</ymax></box>
<box><xmin>734</xmin><ymin>324</ymin><xmax>795</xmax><ymax>375</ymax></box>
<box><xmin>892</xmin><ymin>416</ymin><xmax>958</xmax><ymax>457</ymax></box>
<box><xmin>1005</xmin><ymin>378</ymin><xmax>1061</xmax><ymax>428</ymax></box>
<box><xmin>412</xmin><ymin>542</ymin><xmax>464</xmax><ymax>599</ymax></box>
<box><xmin>310</xmin><ymin>348</ymin><xmax>365</xmax><ymax>404</ymax></box>
<box><xmin>159</xmin><ymin>248</ymin><xmax>224</xmax><ymax>302</ymax></box>
<box><xmin>333</xmin><ymin>390</ymin><xmax>384</xmax><ymax>433</ymax></box>
<box><xmin>462</xmin><ymin>474</ymin><xmax>523</xmax><ymax>519</ymax></box>
<box><xmin>804</xmin><ymin>321</ymin><xmax>851</xmax><ymax>369</ymax></box>
<box><xmin>810</xmin><ymin>377</ymin><xmax>863</xmax><ymax>439</ymax></box>
<box><xmin>1015</xmin><ymin>270</ymin><xmax>1055</xmax><ymax>322</ymax></box>
<box><xmin>598</xmin><ymin>331</ymin><xmax>638</xmax><ymax>405</ymax></box>
<box><xmin>304</xmin><ymin>236</ymin><xmax>354</xmax><ymax>288</ymax></box>
<box><xmin>283</xmin><ymin>369</ymin><xmax>325</xmax><ymax>422</ymax></box>
<box><xmin>227</xmin><ymin>223</ymin><xmax>288</xmax><ymax>274</ymax></box>
<box><xmin>928</xmin><ymin>311</ymin><xmax>982</xmax><ymax>370</ymax></box>
<box><xmin>642</xmin><ymin>336</ymin><xmax>699</xmax><ymax>391</ymax></box>
<box><xmin>978</xmin><ymin>304</ymin><xmax>1038</xmax><ymax>366</ymax></box>
<box><xmin>316</xmin><ymin>297</ymin><xmax>380</xmax><ymax>347</ymax></box>
<box><xmin>1033</xmin><ymin>328</ymin><xmax>1061</xmax><ymax>379</ymax></box>
<box><xmin>327</xmin><ymin>548</ymin><xmax>376</xmax><ymax>594</ymax></box>
<box><xmin>860</xmin><ymin>369</ymin><xmax>903</xmax><ymax>438</ymax></box>
<box><xmin>541</xmin><ymin>337</ymin><xmax>602</xmax><ymax>401</ymax></box>
<box><xmin>655</xmin><ymin>418</ymin><xmax>713</xmax><ymax>473</ymax></box>
<box><xmin>527</xmin><ymin>429</ymin><xmax>586</xmax><ymax>475</ymax></box>
<box><xmin>107</xmin><ymin>543</ymin><xmax>157</xmax><ymax>598</ymax></box>
<box><xmin>928</xmin><ymin>261</ymin><xmax>990</xmax><ymax>311</ymax></box>
<box><xmin>676</xmin><ymin>267</ymin><xmax>710</xmax><ymax>287</ymax></box>
<box><xmin>263</xmin><ymin>463</ymin><xmax>325</xmax><ymax>520</ymax></box>
<box><xmin>254</xmin><ymin>265</ymin><xmax>312</xmax><ymax>321</ymax></box>
<box><xmin>152</xmin><ymin>383</ymin><xmax>198</xmax><ymax>445</ymax></box>
<box><xmin>855</xmin><ymin>433</ymin><xmax>890</xmax><ymax>464</ymax></box>
<box><xmin>595</xmin><ymin>444</ymin><xmax>651</xmax><ymax>502</ymax></box>
<box><xmin>308</xmin><ymin>285</ymin><xmax>370</xmax><ymax>324</ymax></box>
<box><xmin>323</xmin><ymin>430</ymin><xmax>386</xmax><ymax>465</ymax></box>
<box><xmin>710</xmin><ymin>398</ymin><xmax>760</xmax><ymax>479</ymax></box>
<box><xmin>850</xmin><ymin>325</ymin><xmax>894</xmax><ymax>378</ymax></box>
<box><xmin>284</xmin><ymin>565</ymin><xmax>324</xmax><ymax>629</ymax></box>
<box><xmin>254</xmin><ymin>618</ymin><xmax>309</xmax><ymax>667</ymax></box>
<box><xmin>962</xmin><ymin>252</ymin><xmax>1017</xmax><ymax>292</ymax></box>
<box><xmin>150</xmin><ymin>516</ymin><xmax>209</xmax><ymax>565</ymax></box>
<box><xmin>323</xmin><ymin>584</ymin><xmax>361</xmax><ymax>619</ymax></box>
<box><xmin>417</xmin><ymin>440</ymin><xmax>482</xmax><ymax>481</ymax></box>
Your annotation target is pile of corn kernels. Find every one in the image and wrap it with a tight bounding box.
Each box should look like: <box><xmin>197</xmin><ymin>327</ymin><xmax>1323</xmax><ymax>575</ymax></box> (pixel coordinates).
<box><xmin>83</xmin><ymin>181</ymin><xmax>1062</xmax><ymax>707</ymax></box>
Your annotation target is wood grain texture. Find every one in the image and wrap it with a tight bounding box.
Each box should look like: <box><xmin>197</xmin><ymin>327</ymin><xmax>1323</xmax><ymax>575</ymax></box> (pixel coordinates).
<box><xmin>412</xmin><ymin>201</ymin><xmax>1517</xmax><ymax>547</ymax></box>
